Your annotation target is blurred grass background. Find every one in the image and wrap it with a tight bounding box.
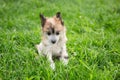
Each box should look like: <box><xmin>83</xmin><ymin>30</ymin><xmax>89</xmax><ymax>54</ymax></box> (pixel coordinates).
<box><xmin>0</xmin><ymin>0</ymin><xmax>120</xmax><ymax>80</ymax></box>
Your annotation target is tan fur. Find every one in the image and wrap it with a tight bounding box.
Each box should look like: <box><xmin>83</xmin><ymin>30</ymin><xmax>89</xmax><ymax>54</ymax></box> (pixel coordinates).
<box><xmin>42</xmin><ymin>17</ymin><xmax>64</xmax><ymax>32</ymax></box>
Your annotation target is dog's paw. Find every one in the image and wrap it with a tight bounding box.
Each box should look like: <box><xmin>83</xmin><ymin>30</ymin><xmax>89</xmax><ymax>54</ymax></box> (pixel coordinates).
<box><xmin>63</xmin><ymin>59</ymin><xmax>68</xmax><ymax>65</ymax></box>
<box><xmin>50</xmin><ymin>63</ymin><xmax>55</xmax><ymax>70</ymax></box>
<box><xmin>60</xmin><ymin>58</ymin><xmax>69</xmax><ymax>66</ymax></box>
<box><xmin>60</xmin><ymin>56</ymin><xmax>69</xmax><ymax>66</ymax></box>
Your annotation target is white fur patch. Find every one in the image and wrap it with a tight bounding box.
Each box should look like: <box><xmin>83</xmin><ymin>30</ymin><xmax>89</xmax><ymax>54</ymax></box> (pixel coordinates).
<box><xmin>36</xmin><ymin>29</ymin><xmax>68</xmax><ymax>70</ymax></box>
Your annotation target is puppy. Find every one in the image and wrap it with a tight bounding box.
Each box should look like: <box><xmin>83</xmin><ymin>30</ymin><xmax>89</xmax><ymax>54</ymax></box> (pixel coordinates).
<box><xmin>36</xmin><ymin>12</ymin><xmax>68</xmax><ymax>70</ymax></box>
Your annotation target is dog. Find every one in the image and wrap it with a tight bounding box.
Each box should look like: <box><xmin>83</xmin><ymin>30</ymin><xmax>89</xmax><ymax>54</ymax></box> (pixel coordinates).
<box><xmin>36</xmin><ymin>12</ymin><xmax>68</xmax><ymax>70</ymax></box>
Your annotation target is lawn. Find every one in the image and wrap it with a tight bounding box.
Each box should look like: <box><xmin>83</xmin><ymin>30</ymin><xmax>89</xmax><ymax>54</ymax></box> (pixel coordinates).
<box><xmin>0</xmin><ymin>0</ymin><xmax>120</xmax><ymax>80</ymax></box>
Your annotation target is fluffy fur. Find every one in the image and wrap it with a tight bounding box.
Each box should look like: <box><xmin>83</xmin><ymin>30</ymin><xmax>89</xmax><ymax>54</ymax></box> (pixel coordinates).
<box><xmin>36</xmin><ymin>12</ymin><xmax>68</xmax><ymax>70</ymax></box>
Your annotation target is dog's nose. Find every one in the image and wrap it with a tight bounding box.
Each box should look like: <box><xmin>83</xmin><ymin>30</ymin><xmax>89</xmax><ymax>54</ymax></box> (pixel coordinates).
<box><xmin>51</xmin><ymin>40</ymin><xmax>56</xmax><ymax>44</ymax></box>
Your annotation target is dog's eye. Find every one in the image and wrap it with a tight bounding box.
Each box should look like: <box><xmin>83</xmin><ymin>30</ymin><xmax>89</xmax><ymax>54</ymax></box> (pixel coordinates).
<box><xmin>56</xmin><ymin>32</ymin><xmax>59</xmax><ymax>35</ymax></box>
<box><xmin>47</xmin><ymin>32</ymin><xmax>51</xmax><ymax>35</ymax></box>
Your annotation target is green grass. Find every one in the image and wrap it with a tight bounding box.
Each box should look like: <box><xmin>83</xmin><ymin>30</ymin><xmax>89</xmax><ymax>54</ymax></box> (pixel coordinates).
<box><xmin>0</xmin><ymin>0</ymin><xmax>120</xmax><ymax>80</ymax></box>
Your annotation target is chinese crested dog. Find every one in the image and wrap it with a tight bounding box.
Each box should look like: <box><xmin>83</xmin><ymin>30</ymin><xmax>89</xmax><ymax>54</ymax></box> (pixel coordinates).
<box><xmin>36</xmin><ymin>12</ymin><xmax>68</xmax><ymax>70</ymax></box>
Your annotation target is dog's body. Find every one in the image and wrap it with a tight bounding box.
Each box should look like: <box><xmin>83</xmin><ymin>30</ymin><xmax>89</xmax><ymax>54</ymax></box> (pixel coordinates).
<box><xmin>36</xmin><ymin>12</ymin><xmax>68</xmax><ymax>70</ymax></box>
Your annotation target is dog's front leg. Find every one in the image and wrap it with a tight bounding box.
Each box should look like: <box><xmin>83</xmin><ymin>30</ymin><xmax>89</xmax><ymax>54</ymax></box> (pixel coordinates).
<box><xmin>60</xmin><ymin>52</ymin><xmax>69</xmax><ymax>65</ymax></box>
<box><xmin>46</xmin><ymin>53</ymin><xmax>55</xmax><ymax>70</ymax></box>
<box><xmin>60</xmin><ymin>46</ymin><xmax>69</xmax><ymax>65</ymax></box>
<box><xmin>36</xmin><ymin>43</ymin><xmax>44</xmax><ymax>56</ymax></box>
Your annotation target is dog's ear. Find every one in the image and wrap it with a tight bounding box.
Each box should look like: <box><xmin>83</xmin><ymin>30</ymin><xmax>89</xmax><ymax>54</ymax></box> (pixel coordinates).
<box><xmin>40</xmin><ymin>14</ymin><xmax>46</xmax><ymax>27</ymax></box>
<box><xmin>56</xmin><ymin>12</ymin><xmax>64</xmax><ymax>25</ymax></box>
<box><xmin>56</xmin><ymin>12</ymin><xmax>61</xmax><ymax>19</ymax></box>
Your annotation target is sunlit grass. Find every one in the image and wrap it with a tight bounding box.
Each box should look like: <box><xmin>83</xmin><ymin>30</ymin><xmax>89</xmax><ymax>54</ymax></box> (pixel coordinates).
<box><xmin>0</xmin><ymin>0</ymin><xmax>120</xmax><ymax>80</ymax></box>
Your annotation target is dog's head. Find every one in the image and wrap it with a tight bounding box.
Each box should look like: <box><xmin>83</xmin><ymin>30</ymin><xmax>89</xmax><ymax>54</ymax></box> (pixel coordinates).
<box><xmin>40</xmin><ymin>12</ymin><xmax>65</xmax><ymax>45</ymax></box>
